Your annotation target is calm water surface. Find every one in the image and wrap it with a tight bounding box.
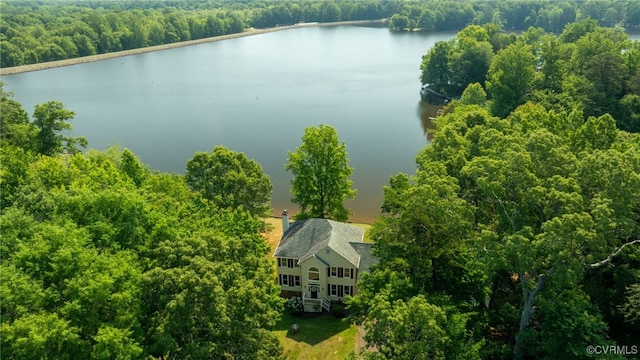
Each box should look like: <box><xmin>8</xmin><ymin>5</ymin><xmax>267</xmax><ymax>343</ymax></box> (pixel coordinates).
<box><xmin>3</xmin><ymin>26</ymin><xmax>456</xmax><ymax>223</ymax></box>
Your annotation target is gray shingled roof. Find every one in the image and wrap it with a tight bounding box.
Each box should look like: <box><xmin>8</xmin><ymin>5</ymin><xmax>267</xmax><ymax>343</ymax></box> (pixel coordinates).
<box><xmin>349</xmin><ymin>242</ymin><xmax>377</xmax><ymax>273</ymax></box>
<box><xmin>273</xmin><ymin>219</ymin><xmax>369</xmax><ymax>268</ymax></box>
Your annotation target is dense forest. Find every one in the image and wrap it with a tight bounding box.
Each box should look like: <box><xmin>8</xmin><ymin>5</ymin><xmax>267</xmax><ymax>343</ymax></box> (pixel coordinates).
<box><xmin>349</xmin><ymin>21</ymin><xmax>640</xmax><ymax>360</ymax></box>
<box><xmin>0</xmin><ymin>84</ymin><xmax>285</xmax><ymax>358</ymax></box>
<box><xmin>2</xmin><ymin>0</ymin><xmax>640</xmax><ymax>68</ymax></box>
<box><xmin>420</xmin><ymin>19</ymin><xmax>640</xmax><ymax>133</ymax></box>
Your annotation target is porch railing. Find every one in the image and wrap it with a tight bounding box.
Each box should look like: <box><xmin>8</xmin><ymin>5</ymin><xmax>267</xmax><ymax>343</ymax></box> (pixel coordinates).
<box><xmin>302</xmin><ymin>293</ymin><xmax>331</xmax><ymax>312</ymax></box>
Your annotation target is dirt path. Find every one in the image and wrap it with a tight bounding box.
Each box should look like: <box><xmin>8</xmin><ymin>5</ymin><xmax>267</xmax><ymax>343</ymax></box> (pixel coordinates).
<box><xmin>261</xmin><ymin>217</ymin><xmax>284</xmax><ymax>255</ymax></box>
<box><xmin>355</xmin><ymin>324</ymin><xmax>366</xmax><ymax>352</ymax></box>
<box><xmin>0</xmin><ymin>20</ymin><xmax>386</xmax><ymax>76</ymax></box>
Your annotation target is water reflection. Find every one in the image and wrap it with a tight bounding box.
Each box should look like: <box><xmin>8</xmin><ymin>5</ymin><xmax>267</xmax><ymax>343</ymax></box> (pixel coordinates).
<box><xmin>417</xmin><ymin>100</ymin><xmax>443</xmax><ymax>140</ymax></box>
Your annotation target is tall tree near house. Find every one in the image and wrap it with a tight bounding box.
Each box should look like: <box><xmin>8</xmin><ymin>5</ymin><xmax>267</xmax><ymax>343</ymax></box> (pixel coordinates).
<box><xmin>32</xmin><ymin>101</ymin><xmax>87</xmax><ymax>156</ymax></box>
<box><xmin>185</xmin><ymin>145</ymin><xmax>272</xmax><ymax>218</ymax></box>
<box><xmin>285</xmin><ymin>124</ymin><xmax>356</xmax><ymax>221</ymax></box>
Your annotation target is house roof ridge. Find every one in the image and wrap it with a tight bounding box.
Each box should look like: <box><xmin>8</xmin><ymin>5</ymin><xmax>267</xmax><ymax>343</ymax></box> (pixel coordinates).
<box><xmin>273</xmin><ymin>218</ymin><xmax>366</xmax><ymax>268</ymax></box>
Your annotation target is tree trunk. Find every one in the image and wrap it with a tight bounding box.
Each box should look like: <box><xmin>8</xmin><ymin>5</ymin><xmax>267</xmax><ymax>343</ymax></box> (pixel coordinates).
<box><xmin>513</xmin><ymin>288</ymin><xmax>535</xmax><ymax>360</ymax></box>
<box><xmin>513</xmin><ymin>270</ymin><xmax>550</xmax><ymax>360</ymax></box>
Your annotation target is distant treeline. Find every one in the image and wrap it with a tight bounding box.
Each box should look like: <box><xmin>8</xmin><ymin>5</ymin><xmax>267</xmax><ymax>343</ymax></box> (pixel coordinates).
<box><xmin>388</xmin><ymin>0</ymin><xmax>640</xmax><ymax>32</ymax></box>
<box><xmin>2</xmin><ymin>1</ymin><xmax>640</xmax><ymax>68</ymax></box>
<box><xmin>0</xmin><ymin>0</ymin><xmax>397</xmax><ymax>68</ymax></box>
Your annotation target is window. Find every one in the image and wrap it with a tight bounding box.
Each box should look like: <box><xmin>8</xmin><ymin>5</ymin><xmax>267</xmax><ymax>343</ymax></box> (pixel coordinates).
<box><xmin>331</xmin><ymin>284</ymin><xmax>337</xmax><ymax>296</ymax></box>
<box><xmin>331</xmin><ymin>267</ymin><xmax>337</xmax><ymax>277</ymax></box>
<box><xmin>278</xmin><ymin>258</ymin><xmax>298</xmax><ymax>268</ymax></box>
<box><xmin>280</xmin><ymin>274</ymin><xmax>289</xmax><ymax>286</ymax></box>
<box><xmin>344</xmin><ymin>286</ymin><xmax>352</xmax><ymax>296</ymax></box>
<box><xmin>308</xmin><ymin>267</ymin><xmax>320</xmax><ymax>281</ymax></box>
<box><xmin>343</xmin><ymin>268</ymin><xmax>351</xmax><ymax>279</ymax></box>
<box><xmin>294</xmin><ymin>276</ymin><xmax>301</xmax><ymax>287</ymax></box>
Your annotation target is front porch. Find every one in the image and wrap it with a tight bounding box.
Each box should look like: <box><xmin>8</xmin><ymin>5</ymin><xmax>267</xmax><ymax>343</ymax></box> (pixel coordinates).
<box><xmin>302</xmin><ymin>293</ymin><xmax>331</xmax><ymax>312</ymax></box>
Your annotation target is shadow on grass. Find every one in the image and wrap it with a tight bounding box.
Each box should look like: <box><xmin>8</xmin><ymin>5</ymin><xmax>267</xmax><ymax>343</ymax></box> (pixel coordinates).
<box><xmin>275</xmin><ymin>312</ymin><xmax>352</xmax><ymax>346</ymax></box>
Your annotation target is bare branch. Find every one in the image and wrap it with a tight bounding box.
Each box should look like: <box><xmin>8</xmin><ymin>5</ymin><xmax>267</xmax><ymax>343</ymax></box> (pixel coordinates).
<box><xmin>590</xmin><ymin>239</ymin><xmax>640</xmax><ymax>269</ymax></box>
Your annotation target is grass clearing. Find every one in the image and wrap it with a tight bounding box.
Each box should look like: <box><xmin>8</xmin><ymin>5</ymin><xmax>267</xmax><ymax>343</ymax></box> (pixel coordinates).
<box><xmin>274</xmin><ymin>312</ymin><xmax>358</xmax><ymax>360</ymax></box>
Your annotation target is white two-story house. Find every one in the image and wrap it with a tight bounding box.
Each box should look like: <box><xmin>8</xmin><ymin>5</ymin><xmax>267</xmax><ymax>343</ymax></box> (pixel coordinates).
<box><xmin>273</xmin><ymin>211</ymin><xmax>377</xmax><ymax>312</ymax></box>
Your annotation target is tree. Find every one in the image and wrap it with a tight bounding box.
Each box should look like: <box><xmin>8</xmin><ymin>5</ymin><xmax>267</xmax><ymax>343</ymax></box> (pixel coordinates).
<box><xmin>185</xmin><ymin>146</ymin><xmax>272</xmax><ymax>218</ymax></box>
<box><xmin>120</xmin><ymin>148</ymin><xmax>149</xmax><ymax>187</ymax></box>
<box><xmin>448</xmin><ymin>29</ymin><xmax>494</xmax><ymax>94</ymax></box>
<box><xmin>460</xmin><ymin>82</ymin><xmax>487</xmax><ymax>106</ymax></box>
<box><xmin>361</xmin><ymin>295</ymin><xmax>482</xmax><ymax>360</ymax></box>
<box><xmin>389</xmin><ymin>14</ymin><xmax>410</xmax><ymax>31</ymax></box>
<box><xmin>0</xmin><ymin>82</ymin><xmax>36</xmax><ymax>151</ymax></box>
<box><xmin>486</xmin><ymin>42</ymin><xmax>536</xmax><ymax>118</ymax></box>
<box><xmin>1</xmin><ymin>313</ymin><xmax>83</xmax><ymax>360</ymax></box>
<box><xmin>1</xmin><ymin>91</ymin><xmax>285</xmax><ymax>359</ymax></box>
<box><xmin>420</xmin><ymin>40</ymin><xmax>454</xmax><ymax>96</ymax></box>
<box><xmin>32</xmin><ymin>101</ymin><xmax>87</xmax><ymax>156</ymax></box>
<box><xmin>350</xmin><ymin>99</ymin><xmax>640</xmax><ymax>359</ymax></box>
<box><xmin>619</xmin><ymin>94</ymin><xmax>640</xmax><ymax>132</ymax></box>
<box><xmin>285</xmin><ymin>124</ymin><xmax>356</xmax><ymax>221</ymax></box>
<box><xmin>539</xmin><ymin>35</ymin><xmax>566</xmax><ymax>93</ymax></box>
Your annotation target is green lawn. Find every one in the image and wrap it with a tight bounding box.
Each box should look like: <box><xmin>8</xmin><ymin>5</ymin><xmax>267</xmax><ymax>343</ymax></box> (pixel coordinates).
<box><xmin>273</xmin><ymin>312</ymin><xmax>358</xmax><ymax>360</ymax></box>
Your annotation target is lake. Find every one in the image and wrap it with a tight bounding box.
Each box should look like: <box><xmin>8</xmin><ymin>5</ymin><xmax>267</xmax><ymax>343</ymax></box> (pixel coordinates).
<box><xmin>3</xmin><ymin>25</ymin><xmax>456</xmax><ymax>223</ymax></box>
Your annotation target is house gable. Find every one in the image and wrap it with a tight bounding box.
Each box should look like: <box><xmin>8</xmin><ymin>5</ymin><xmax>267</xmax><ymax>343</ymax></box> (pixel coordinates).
<box><xmin>273</xmin><ymin>218</ymin><xmax>365</xmax><ymax>268</ymax></box>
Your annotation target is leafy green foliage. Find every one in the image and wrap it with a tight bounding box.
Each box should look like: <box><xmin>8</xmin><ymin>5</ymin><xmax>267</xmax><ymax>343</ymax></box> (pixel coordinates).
<box><xmin>0</xmin><ymin>83</ymin><xmax>36</xmax><ymax>151</ymax></box>
<box><xmin>362</xmin><ymin>295</ymin><xmax>482</xmax><ymax>360</ymax></box>
<box><xmin>286</xmin><ymin>124</ymin><xmax>356</xmax><ymax>221</ymax></box>
<box><xmin>32</xmin><ymin>101</ymin><xmax>87</xmax><ymax>156</ymax></box>
<box><xmin>120</xmin><ymin>148</ymin><xmax>149</xmax><ymax>187</ymax></box>
<box><xmin>389</xmin><ymin>1</ymin><xmax>639</xmax><ymax>36</ymax></box>
<box><xmin>421</xmin><ymin>20</ymin><xmax>640</xmax><ymax>132</ymax></box>
<box><xmin>486</xmin><ymin>42</ymin><xmax>536</xmax><ymax>118</ymax></box>
<box><xmin>353</xmin><ymin>51</ymin><xmax>640</xmax><ymax>358</ymax></box>
<box><xmin>1</xmin><ymin>95</ymin><xmax>284</xmax><ymax>359</ymax></box>
<box><xmin>461</xmin><ymin>83</ymin><xmax>487</xmax><ymax>106</ymax></box>
<box><xmin>186</xmin><ymin>145</ymin><xmax>272</xmax><ymax>218</ymax></box>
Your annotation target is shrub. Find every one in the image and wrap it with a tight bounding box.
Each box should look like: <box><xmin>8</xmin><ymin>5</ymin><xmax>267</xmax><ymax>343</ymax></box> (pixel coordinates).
<box><xmin>332</xmin><ymin>303</ymin><xmax>346</xmax><ymax>318</ymax></box>
<box><xmin>287</xmin><ymin>296</ymin><xmax>304</xmax><ymax>315</ymax></box>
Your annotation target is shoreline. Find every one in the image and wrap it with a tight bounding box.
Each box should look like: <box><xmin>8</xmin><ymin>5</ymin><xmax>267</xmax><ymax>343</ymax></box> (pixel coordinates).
<box><xmin>0</xmin><ymin>19</ymin><xmax>386</xmax><ymax>76</ymax></box>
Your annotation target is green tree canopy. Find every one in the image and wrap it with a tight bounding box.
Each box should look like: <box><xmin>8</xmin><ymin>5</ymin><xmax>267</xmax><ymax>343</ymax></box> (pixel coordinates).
<box><xmin>1</xmin><ymin>93</ymin><xmax>284</xmax><ymax>359</ymax></box>
<box><xmin>32</xmin><ymin>101</ymin><xmax>87</xmax><ymax>156</ymax></box>
<box><xmin>0</xmin><ymin>83</ymin><xmax>36</xmax><ymax>151</ymax></box>
<box><xmin>350</xmin><ymin>98</ymin><xmax>640</xmax><ymax>359</ymax></box>
<box><xmin>486</xmin><ymin>42</ymin><xmax>536</xmax><ymax>118</ymax></box>
<box><xmin>185</xmin><ymin>145</ymin><xmax>272</xmax><ymax>218</ymax></box>
<box><xmin>285</xmin><ymin>124</ymin><xmax>356</xmax><ymax>221</ymax></box>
